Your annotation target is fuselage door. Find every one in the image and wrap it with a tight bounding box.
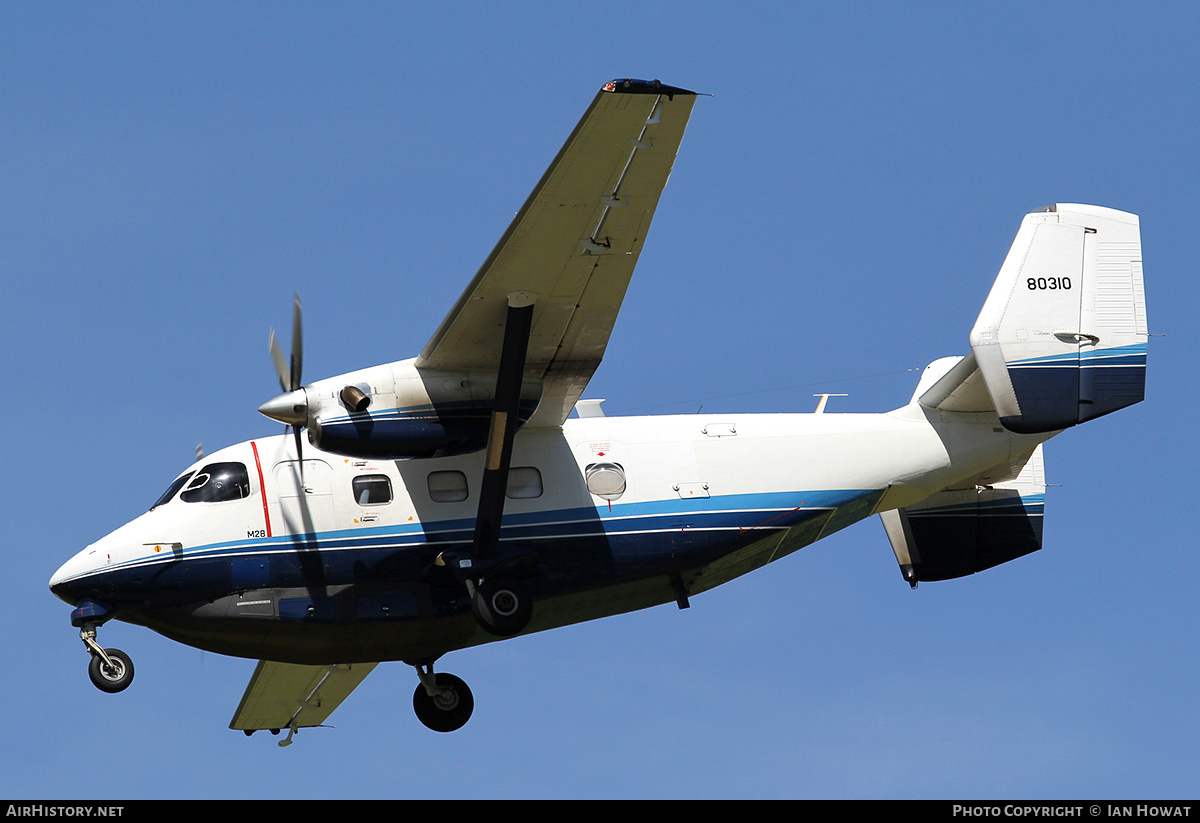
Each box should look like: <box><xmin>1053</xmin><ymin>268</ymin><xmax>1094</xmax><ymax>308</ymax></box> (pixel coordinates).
<box><xmin>271</xmin><ymin>459</ymin><xmax>335</xmax><ymax>537</ymax></box>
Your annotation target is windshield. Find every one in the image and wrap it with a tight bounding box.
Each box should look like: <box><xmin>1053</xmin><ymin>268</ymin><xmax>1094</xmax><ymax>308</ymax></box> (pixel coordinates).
<box><xmin>150</xmin><ymin>471</ymin><xmax>195</xmax><ymax>511</ymax></box>
<box><xmin>179</xmin><ymin>462</ymin><xmax>251</xmax><ymax>503</ymax></box>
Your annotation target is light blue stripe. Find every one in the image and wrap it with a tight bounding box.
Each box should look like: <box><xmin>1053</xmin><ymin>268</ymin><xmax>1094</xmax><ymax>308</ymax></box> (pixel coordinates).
<box><xmin>115</xmin><ymin>488</ymin><xmax>877</xmax><ymax>570</ymax></box>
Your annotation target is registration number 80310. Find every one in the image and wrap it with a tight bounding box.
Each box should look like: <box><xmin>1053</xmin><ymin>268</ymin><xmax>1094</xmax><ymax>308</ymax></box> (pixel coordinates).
<box><xmin>1027</xmin><ymin>276</ymin><xmax>1071</xmax><ymax>290</ymax></box>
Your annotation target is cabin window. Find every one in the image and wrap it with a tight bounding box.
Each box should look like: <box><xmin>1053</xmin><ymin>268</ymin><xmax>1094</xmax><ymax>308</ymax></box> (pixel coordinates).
<box><xmin>428</xmin><ymin>470</ymin><xmax>469</xmax><ymax>503</ymax></box>
<box><xmin>585</xmin><ymin>462</ymin><xmax>626</xmax><ymax>501</ymax></box>
<box><xmin>506</xmin><ymin>466</ymin><xmax>543</xmax><ymax>499</ymax></box>
<box><xmin>180</xmin><ymin>462</ymin><xmax>251</xmax><ymax>503</ymax></box>
<box><xmin>353</xmin><ymin>475</ymin><xmax>392</xmax><ymax>505</ymax></box>
<box><xmin>150</xmin><ymin>471</ymin><xmax>194</xmax><ymax>511</ymax></box>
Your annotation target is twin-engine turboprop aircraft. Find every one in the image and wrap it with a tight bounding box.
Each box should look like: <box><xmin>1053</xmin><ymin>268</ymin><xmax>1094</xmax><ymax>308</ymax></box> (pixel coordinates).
<box><xmin>49</xmin><ymin>78</ymin><xmax>1149</xmax><ymax>745</ymax></box>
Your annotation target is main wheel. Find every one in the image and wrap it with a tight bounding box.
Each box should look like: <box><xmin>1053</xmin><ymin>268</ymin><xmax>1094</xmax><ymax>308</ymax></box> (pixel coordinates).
<box><xmin>88</xmin><ymin>648</ymin><xmax>134</xmax><ymax>693</ymax></box>
<box><xmin>412</xmin><ymin>672</ymin><xmax>474</xmax><ymax>732</ymax></box>
<box><xmin>471</xmin><ymin>577</ymin><xmax>532</xmax><ymax>637</ymax></box>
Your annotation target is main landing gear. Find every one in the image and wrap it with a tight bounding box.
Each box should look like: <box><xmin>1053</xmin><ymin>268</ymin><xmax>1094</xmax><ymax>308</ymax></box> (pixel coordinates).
<box><xmin>434</xmin><ymin>548</ymin><xmax>536</xmax><ymax>638</ymax></box>
<box><xmin>79</xmin><ymin>626</ymin><xmax>134</xmax><ymax>693</ymax></box>
<box><xmin>468</xmin><ymin>576</ymin><xmax>532</xmax><ymax>638</ymax></box>
<box><xmin>411</xmin><ymin>663</ymin><xmax>473</xmax><ymax>732</ymax></box>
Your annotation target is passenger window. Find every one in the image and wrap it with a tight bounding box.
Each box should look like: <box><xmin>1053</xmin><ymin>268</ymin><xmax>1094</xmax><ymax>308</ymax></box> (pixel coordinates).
<box><xmin>506</xmin><ymin>467</ymin><xmax>542</xmax><ymax>499</ymax></box>
<box><xmin>180</xmin><ymin>462</ymin><xmax>250</xmax><ymax>503</ymax></box>
<box><xmin>353</xmin><ymin>475</ymin><xmax>392</xmax><ymax>505</ymax></box>
<box><xmin>428</xmin><ymin>470</ymin><xmax>468</xmax><ymax>503</ymax></box>
<box><xmin>585</xmin><ymin>462</ymin><xmax>626</xmax><ymax>501</ymax></box>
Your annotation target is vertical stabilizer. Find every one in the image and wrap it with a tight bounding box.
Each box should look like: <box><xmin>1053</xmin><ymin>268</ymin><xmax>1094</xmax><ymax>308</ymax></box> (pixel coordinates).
<box><xmin>881</xmin><ymin>445</ymin><xmax>1046</xmax><ymax>586</ymax></box>
<box><xmin>969</xmin><ymin>204</ymin><xmax>1147</xmax><ymax>434</ymax></box>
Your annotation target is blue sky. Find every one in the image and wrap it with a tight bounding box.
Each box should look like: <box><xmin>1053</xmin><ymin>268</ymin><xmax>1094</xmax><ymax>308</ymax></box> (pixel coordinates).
<box><xmin>3</xmin><ymin>2</ymin><xmax>1197</xmax><ymax>799</ymax></box>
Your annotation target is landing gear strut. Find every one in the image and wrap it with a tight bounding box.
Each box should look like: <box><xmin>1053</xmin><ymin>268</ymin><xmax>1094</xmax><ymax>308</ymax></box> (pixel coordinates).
<box><xmin>411</xmin><ymin>663</ymin><xmax>473</xmax><ymax>732</ymax></box>
<box><xmin>80</xmin><ymin>626</ymin><xmax>134</xmax><ymax>693</ymax></box>
<box><xmin>459</xmin><ymin>292</ymin><xmax>539</xmax><ymax>638</ymax></box>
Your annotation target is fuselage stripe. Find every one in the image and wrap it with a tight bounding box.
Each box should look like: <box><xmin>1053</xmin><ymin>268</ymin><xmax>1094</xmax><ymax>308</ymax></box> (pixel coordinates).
<box><xmin>250</xmin><ymin>440</ymin><xmax>273</xmax><ymax>537</ymax></box>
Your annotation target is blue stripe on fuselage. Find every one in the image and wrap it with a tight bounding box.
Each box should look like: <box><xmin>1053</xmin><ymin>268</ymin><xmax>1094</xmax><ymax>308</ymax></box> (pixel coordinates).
<box><xmin>61</xmin><ymin>488</ymin><xmax>879</xmax><ymax>604</ymax></box>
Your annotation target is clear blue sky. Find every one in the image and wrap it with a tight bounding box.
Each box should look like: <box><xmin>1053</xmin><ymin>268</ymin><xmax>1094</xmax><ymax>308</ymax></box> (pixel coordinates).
<box><xmin>3</xmin><ymin>2</ymin><xmax>1196</xmax><ymax>799</ymax></box>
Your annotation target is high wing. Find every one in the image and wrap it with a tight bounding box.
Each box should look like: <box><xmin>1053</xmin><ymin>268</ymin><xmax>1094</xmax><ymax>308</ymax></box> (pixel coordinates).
<box><xmin>416</xmin><ymin>79</ymin><xmax>697</xmax><ymax>427</ymax></box>
<box><xmin>229</xmin><ymin>660</ymin><xmax>377</xmax><ymax>742</ymax></box>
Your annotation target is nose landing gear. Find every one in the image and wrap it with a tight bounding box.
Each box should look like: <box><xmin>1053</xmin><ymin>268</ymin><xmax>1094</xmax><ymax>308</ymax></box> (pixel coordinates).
<box><xmin>80</xmin><ymin>626</ymin><xmax>134</xmax><ymax>694</ymax></box>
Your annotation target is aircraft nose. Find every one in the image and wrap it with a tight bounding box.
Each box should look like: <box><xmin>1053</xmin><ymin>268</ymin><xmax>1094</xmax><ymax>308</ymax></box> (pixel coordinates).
<box><xmin>48</xmin><ymin>547</ymin><xmax>99</xmax><ymax>605</ymax></box>
<box><xmin>49</xmin><ymin>564</ymin><xmax>78</xmax><ymax>605</ymax></box>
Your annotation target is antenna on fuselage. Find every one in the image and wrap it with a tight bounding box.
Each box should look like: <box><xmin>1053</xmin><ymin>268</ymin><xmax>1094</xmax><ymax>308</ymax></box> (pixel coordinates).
<box><xmin>195</xmin><ymin>443</ymin><xmax>204</xmax><ymax>460</ymax></box>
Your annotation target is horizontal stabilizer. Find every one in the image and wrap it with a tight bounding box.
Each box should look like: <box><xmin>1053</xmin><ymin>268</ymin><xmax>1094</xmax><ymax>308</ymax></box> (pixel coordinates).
<box><xmin>881</xmin><ymin>445</ymin><xmax>1045</xmax><ymax>585</ymax></box>
<box><xmin>917</xmin><ymin>353</ymin><xmax>996</xmax><ymax>414</ymax></box>
<box><xmin>969</xmin><ymin>204</ymin><xmax>1147</xmax><ymax>433</ymax></box>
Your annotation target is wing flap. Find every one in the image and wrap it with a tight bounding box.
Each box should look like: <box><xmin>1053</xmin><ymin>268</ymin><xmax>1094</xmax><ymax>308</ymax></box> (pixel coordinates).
<box><xmin>228</xmin><ymin>660</ymin><xmax>377</xmax><ymax>732</ymax></box>
<box><xmin>417</xmin><ymin>79</ymin><xmax>697</xmax><ymax>426</ymax></box>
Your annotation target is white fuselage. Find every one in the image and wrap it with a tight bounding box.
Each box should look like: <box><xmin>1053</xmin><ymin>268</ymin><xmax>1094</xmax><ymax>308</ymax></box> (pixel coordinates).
<box><xmin>49</xmin><ymin>394</ymin><xmax>1045</xmax><ymax>664</ymax></box>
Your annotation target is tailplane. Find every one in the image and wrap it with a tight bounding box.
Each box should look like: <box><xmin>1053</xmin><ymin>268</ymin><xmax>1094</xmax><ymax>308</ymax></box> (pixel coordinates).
<box><xmin>888</xmin><ymin>205</ymin><xmax>1146</xmax><ymax>585</ymax></box>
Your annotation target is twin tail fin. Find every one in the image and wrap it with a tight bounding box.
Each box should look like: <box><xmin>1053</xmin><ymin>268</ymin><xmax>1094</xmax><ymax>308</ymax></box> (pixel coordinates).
<box><xmin>922</xmin><ymin>204</ymin><xmax>1148</xmax><ymax>433</ymax></box>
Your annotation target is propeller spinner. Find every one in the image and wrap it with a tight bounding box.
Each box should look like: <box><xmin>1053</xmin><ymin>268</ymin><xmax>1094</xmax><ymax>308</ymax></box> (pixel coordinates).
<box><xmin>259</xmin><ymin>294</ymin><xmax>308</xmax><ymax>461</ymax></box>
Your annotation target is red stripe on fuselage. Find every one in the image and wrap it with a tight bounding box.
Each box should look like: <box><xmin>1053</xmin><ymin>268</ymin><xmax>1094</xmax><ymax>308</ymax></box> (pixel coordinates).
<box><xmin>250</xmin><ymin>440</ymin><xmax>272</xmax><ymax>537</ymax></box>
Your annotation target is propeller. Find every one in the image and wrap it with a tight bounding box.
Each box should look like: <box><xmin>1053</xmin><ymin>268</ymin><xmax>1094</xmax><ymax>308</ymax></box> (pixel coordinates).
<box><xmin>270</xmin><ymin>293</ymin><xmax>303</xmax><ymax>394</ymax></box>
<box><xmin>259</xmin><ymin>293</ymin><xmax>308</xmax><ymax>466</ymax></box>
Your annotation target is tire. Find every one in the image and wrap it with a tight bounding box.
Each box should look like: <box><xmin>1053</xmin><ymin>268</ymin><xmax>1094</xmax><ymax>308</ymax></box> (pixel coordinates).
<box><xmin>471</xmin><ymin>577</ymin><xmax>533</xmax><ymax>637</ymax></box>
<box><xmin>412</xmin><ymin>673</ymin><xmax>473</xmax><ymax>733</ymax></box>
<box><xmin>88</xmin><ymin>648</ymin><xmax>134</xmax><ymax>693</ymax></box>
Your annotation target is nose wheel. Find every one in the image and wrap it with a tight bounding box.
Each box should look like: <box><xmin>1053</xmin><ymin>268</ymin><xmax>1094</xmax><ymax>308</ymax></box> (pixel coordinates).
<box><xmin>88</xmin><ymin>647</ymin><xmax>134</xmax><ymax>693</ymax></box>
<box><xmin>79</xmin><ymin>626</ymin><xmax>134</xmax><ymax>693</ymax></box>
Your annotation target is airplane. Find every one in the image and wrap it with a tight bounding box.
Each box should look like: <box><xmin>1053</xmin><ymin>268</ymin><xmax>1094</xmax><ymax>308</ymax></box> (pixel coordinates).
<box><xmin>49</xmin><ymin>78</ymin><xmax>1149</xmax><ymax>745</ymax></box>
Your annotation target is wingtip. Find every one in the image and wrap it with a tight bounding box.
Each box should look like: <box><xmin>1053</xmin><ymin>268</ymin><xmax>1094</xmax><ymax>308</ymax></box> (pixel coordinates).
<box><xmin>601</xmin><ymin>78</ymin><xmax>696</xmax><ymax>96</ymax></box>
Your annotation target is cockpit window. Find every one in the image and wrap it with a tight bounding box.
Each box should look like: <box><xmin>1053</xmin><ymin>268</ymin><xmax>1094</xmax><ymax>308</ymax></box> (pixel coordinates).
<box><xmin>180</xmin><ymin>462</ymin><xmax>251</xmax><ymax>503</ymax></box>
<box><xmin>150</xmin><ymin>471</ymin><xmax>195</xmax><ymax>511</ymax></box>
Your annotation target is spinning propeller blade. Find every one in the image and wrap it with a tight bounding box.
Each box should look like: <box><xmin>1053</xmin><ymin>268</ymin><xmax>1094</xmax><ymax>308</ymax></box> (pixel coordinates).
<box><xmin>260</xmin><ymin>293</ymin><xmax>308</xmax><ymax>469</ymax></box>
<box><xmin>289</xmin><ymin>294</ymin><xmax>303</xmax><ymax>392</ymax></box>
<box><xmin>269</xmin><ymin>293</ymin><xmax>303</xmax><ymax>392</ymax></box>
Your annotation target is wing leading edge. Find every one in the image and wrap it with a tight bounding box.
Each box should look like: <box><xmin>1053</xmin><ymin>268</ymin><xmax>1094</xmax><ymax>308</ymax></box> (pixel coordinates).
<box><xmin>417</xmin><ymin>79</ymin><xmax>697</xmax><ymax>427</ymax></box>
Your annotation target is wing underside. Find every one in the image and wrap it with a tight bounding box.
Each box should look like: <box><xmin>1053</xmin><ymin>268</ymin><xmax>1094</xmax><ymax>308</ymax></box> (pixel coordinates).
<box><xmin>417</xmin><ymin>79</ymin><xmax>697</xmax><ymax>427</ymax></box>
<box><xmin>229</xmin><ymin>660</ymin><xmax>377</xmax><ymax>734</ymax></box>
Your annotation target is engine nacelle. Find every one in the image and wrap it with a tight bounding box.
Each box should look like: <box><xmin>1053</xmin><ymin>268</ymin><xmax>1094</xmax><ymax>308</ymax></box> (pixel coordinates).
<box><xmin>300</xmin><ymin>359</ymin><xmax>542</xmax><ymax>459</ymax></box>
